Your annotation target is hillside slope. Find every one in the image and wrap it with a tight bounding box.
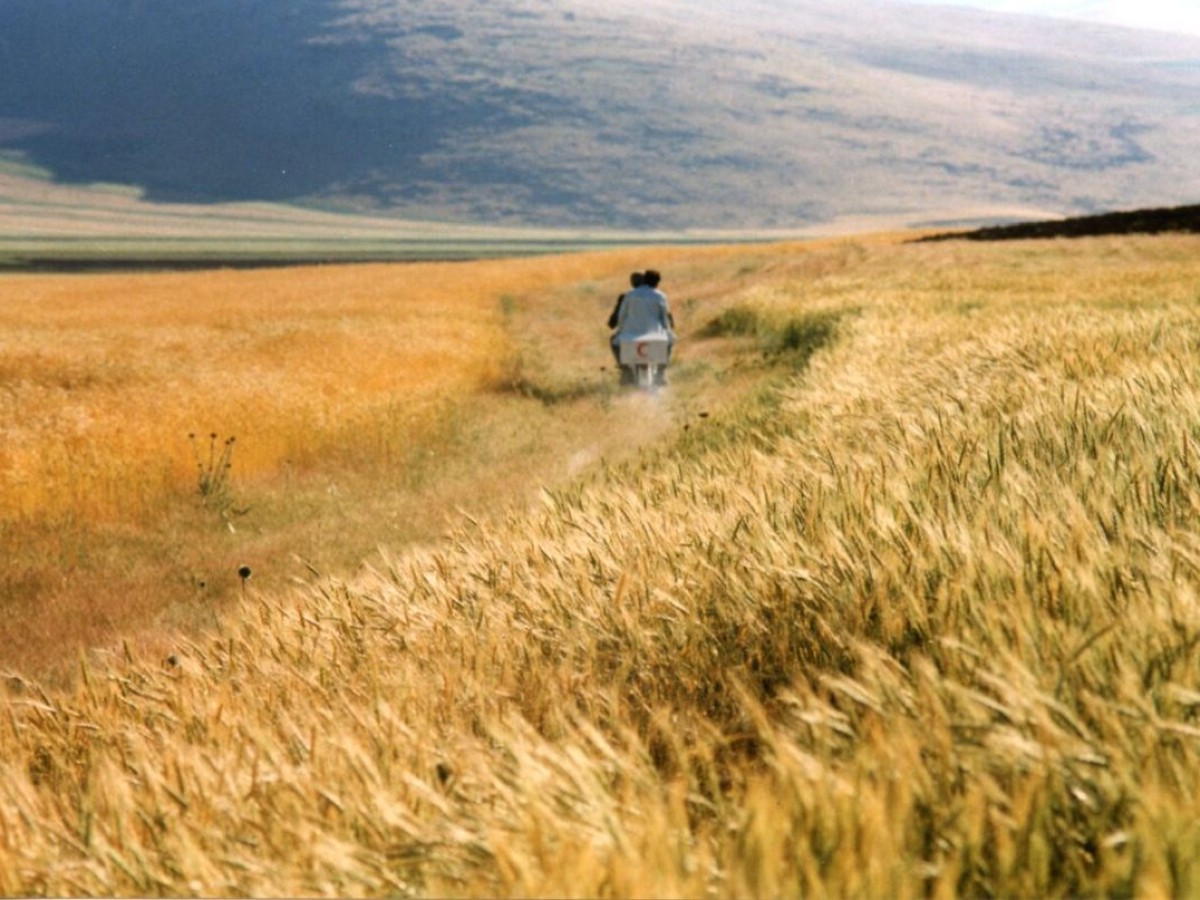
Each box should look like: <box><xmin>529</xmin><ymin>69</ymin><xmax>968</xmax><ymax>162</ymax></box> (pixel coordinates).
<box><xmin>6</xmin><ymin>234</ymin><xmax>1200</xmax><ymax>894</ymax></box>
<box><xmin>3</xmin><ymin>0</ymin><xmax>1200</xmax><ymax>229</ymax></box>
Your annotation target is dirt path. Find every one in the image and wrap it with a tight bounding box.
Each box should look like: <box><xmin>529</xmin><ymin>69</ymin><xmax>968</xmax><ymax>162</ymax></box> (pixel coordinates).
<box><xmin>374</xmin><ymin>261</ymin><xmax>762</xmax><ymax>555</ymax></box>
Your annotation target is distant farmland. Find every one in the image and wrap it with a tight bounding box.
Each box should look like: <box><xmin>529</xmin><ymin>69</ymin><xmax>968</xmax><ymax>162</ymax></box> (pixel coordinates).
<box><xmin>0</xmin><ymin>154</ymin><xmax>783</xmax><ymax>270</ymax></box>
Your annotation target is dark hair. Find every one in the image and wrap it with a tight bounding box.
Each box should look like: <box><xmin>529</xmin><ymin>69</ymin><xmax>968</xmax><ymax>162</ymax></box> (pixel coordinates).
<box><xmin>642</xmin><ymin>269</ymin><xmax>661</xmax><ymax>287</ymax></box>
<box><xmin>630</xmin><ymin>271</ymin><xmax>644</xmax><ymax>287</ymax></box>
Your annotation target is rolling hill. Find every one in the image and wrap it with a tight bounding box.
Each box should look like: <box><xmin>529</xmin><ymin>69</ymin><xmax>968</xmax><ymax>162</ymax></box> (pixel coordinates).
<box><xmin>2</xmin><ymin>0</ymin><xmax>1200</xmax><ymax>232</ymax></box>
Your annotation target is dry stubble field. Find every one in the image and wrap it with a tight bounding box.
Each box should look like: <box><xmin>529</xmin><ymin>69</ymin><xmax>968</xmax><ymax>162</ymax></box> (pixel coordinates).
<box><xmin>5</xmin><ymin>233</ymin><xmax>1200</xmax><ymax>895</ymax></box>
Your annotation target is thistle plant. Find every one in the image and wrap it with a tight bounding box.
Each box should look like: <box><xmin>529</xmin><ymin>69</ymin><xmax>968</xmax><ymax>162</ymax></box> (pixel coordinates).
<box><xmin>189</xmin><ymin>432</ymin><xmax>235</xmax><ymax>503</ymax></box>
<box><xmin>188</xmin><ymin>432</ymin><xmax>248</xmax><ymax>524</ymax></box>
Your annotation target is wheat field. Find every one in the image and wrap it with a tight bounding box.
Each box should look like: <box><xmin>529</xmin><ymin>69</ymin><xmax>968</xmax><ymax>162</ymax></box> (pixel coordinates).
<box><xmin>4</xmin><ymin>233</ymin><xmax>1200</xmax><ymax>895</ymax></box>
<box><xmin>0</xmin><ymin>247</ymin><xmax>720</xmax><ymax>678</ymax></box>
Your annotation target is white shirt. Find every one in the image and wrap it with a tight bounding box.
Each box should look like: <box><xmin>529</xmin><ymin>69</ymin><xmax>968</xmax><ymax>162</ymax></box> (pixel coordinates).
<box><xmin>615</xmin><ymin>285</ymin><xmax>673</xmax><ymax>338</ymax></box>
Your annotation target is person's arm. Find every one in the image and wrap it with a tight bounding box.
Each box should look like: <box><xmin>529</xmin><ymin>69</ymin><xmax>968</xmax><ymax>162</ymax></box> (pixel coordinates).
<box><xmin>607</xmin><ymin>294</ymin><xmax>623</xmax><ymax>329</ymax></box>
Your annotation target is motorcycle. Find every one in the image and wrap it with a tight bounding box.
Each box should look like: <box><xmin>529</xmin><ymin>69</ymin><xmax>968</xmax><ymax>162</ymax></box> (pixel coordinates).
<box><xmin>617</xmin><ymin>332</ymin><xmax>671</xmax><ymax>389</ymax></box>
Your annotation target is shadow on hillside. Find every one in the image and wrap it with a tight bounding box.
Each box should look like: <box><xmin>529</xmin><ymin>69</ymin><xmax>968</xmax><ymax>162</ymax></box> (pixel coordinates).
<box><xmin>0</xmin><ymin>0</ymin><xmax>524</xmax><ymax>206</ymax></box>
<box><xmin>916</xmin><ymin>202</ymin><xmax>1200</xmax><ymax>242</ymax></box>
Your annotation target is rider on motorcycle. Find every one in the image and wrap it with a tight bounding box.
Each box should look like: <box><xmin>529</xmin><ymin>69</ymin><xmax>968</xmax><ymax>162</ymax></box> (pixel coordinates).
<box><xmin>608</xmin><ymin>271</ymin><xmax>644</xmax><ymax>365</ymax></box>
<box><xmin>612</xmin><ymin>269</ymin><xmax>675</xmax><ymax>385</ymax></box>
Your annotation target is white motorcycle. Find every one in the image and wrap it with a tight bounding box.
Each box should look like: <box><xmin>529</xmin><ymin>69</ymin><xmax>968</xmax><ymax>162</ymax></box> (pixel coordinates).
<box><xmin>617</xmin><ymin>332</ymin><xmax>671</xmax><ymax>389</ymax></box>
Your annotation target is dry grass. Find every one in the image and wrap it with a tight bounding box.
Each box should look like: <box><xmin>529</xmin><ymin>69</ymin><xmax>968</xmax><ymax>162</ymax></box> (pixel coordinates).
<box><xmin>0</xmin><ymin>260</ymin><xmax>507</xmax><ymax>675</ymax></box>
<box><xmin>0</xmin><ymin>243</ymin><xmax>771</xmax><ymax>681</ymax></box>
<box><xmin>5</xmin><ymin>232</ymin><xmax>1200</xmax><ymax>895</ymax></box>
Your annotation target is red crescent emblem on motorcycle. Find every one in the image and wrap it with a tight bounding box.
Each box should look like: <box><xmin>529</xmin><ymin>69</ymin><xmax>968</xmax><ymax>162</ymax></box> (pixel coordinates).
<box><xmin>637</xmin><ymin>342</ymin><xmax>649</xmax><ymax>358</ymax></box>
